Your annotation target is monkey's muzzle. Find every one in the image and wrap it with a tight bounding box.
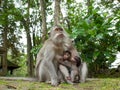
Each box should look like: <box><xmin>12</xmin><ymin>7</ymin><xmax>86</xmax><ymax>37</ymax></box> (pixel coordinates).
<box><xmin>58</xmin><ymin>33</ymin><xmax>64</xmax><ymax>38</ymax></box>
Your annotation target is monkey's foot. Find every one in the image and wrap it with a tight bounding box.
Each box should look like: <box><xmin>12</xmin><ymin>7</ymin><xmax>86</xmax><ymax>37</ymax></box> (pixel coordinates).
<box><xmin>45</xmin><ymin>80</ymin><xmax>51</xmax><ymax>84</ymax></box>
<box><xmin>51</xmin><ymin>79</ymin><xmax>59</xmax><ymax>86</ymax></box>
<box><xmin>80</xmin><ymin>79</ymin><xmax>86</xmax><ymax>83</ymax></box>
<box><xmin>66</xmin><ymin>80</ymin><xmax>74</xmax><ymax>85</ymax></box>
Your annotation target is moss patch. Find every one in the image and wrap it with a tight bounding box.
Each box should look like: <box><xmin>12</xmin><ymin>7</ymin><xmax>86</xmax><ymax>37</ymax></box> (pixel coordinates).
<box><xmin>0</xmin><ymin>78</ymin><xmax>120</xmax><ymax>90</ymax></box>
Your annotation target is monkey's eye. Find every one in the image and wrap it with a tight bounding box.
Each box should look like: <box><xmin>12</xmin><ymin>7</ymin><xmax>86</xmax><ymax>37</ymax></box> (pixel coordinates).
<box><xmin>55</xmin><ymin>28</ymin><xmax>63</xmax><ymax>32</ymax></box>
<box><xmin>55</xmin><ymin>28</ymin><xmax>59</xmax><ymax>31</ymax></box>
<box><xmin>59</xmin><ymin>28</ymin><xmax>63</xmax><ymax>31</ymax></box>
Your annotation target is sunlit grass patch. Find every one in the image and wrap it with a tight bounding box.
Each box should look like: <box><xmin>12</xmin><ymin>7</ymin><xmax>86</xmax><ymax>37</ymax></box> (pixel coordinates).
<box><xmin>0</xmin><ymin>78</ymin><xmax>120</xmax><ymax>90</ymax></box>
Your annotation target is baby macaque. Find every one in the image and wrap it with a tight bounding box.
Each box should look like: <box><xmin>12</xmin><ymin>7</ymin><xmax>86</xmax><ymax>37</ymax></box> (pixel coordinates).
<box><xmin>58</xmin><ymin>50</ymin><xmax>81</xmax><ymax>84</ymax></box>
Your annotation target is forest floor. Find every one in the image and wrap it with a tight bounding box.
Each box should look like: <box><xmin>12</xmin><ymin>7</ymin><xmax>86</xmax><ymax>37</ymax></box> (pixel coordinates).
<box><xmin>0</xmin><ymin>77</ymin><xmax>120</xmax><ymax>90</ymax></box>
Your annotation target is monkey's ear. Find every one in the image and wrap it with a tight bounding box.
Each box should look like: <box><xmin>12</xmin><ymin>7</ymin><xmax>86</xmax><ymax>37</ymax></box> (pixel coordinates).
<box><xmin>48</xmin><ymin>30</ymin><xmax>50</xmax><ymax>37</ymax></box>
<box><xmin>71</xmin><ymin>39</ymin><xmax>74</xmax><ymax>42</ymax></box>
<box><xmin>71</xmin><ymin>39</ymin><xmax>75</xmax><ymax>44</ymax></box>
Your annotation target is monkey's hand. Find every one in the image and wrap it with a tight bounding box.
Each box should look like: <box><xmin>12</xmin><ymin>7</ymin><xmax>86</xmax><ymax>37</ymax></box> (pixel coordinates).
<box><xmin>56</xmin><ymin>55</ymin><xmax>63</xmax><ymax>61</ymax></box>
<box><xmin>71</xmin><ymin>57</ymin><xmax>76</xmax><ymax>62</ymax></box>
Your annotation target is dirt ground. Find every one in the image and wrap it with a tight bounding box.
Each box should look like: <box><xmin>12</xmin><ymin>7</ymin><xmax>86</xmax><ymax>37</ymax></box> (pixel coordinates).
<box><xmin>0</xmin><ymin>78</ymin><xmax>120</xmax><ymax>90</ymax></box>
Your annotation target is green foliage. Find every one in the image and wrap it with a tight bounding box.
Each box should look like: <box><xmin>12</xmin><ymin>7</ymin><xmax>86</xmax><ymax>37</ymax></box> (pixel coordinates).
<box><xmin>65</xmin><ymin>1</ymin><xmax>120</xmax><ymax>73</ymax></box>
<box><xmin>12</xmin><ymin>55</ymin><xmax>28</xmax><ymax>77</ymax></box>
<box><xmin>0</xmin><ymin>0</ymin><xmax>23</xmax><ymax>59</ymax></box>
<box><xmin>31</xmin><ymin>44</ymin><xmax>43</xmax><ymax>56</ymax></box>
<box><xmin>0</xmin><ymin>0</ymin><xmax>120</xmax><ymax>76</ymax></box>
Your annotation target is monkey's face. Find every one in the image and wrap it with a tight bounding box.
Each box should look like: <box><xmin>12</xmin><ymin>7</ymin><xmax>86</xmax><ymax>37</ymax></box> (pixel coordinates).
<box><xmin>54</xmin><ymin>28</ymin><xmax>64</xmax><ymax>38</ymax></box>
<box><xmin>63</xmin><ymin>53</ymin><xmax>71</xmax><ymax>60</ymax></box>
<box><xmin>51</xmin><ymin>26</ymin><xmax>65</xmax><ymax>43</ymax></box>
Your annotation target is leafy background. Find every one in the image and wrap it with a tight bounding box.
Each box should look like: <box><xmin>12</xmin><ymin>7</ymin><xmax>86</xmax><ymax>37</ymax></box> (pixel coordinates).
<box><xmin>0</xmin><ymin>0</ymin><xmax>120</xmax><ymax>77</ymax></box>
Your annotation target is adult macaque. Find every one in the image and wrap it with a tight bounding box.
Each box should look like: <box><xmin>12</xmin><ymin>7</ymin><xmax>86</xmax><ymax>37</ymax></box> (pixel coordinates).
<box><xmin>35</xmin><ymin>25</ymin><xmax>88</xmax><ymax>86</ymax></box>
<box><xmin>35</xmin><ymin>25</ymin><xmax>68</xmax><ymax>86</ymax></box>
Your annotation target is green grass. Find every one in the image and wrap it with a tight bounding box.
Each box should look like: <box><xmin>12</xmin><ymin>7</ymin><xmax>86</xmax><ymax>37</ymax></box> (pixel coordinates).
<box><xmin>0</xmin><ymin>78</ymin><xmax>120</xmax><ymax>90</ymax></box>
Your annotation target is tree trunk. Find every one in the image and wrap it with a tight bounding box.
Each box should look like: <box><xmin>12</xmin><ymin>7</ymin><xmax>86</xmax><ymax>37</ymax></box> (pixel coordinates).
<box><xmin>0</xmin><ymin>0</ymin><xmax>1</xmax><ymax>6</ymax></box>
<box><xmin>26</xmin><ymin>29</ymin><xmax>34</xmax><ymax>77</ymax></box>
<box><xmin>2</xmin><ymin>28</ymin><xmax>7</xmax><ymax>75</ymax></box>
<box><xmin>20</xmin><ymin>15</ymin><xmax>34</xmax><ymax>77</ymax></box>
<box><xmin>32</xmin><ymin>29</ymin><xmax>36</xmax><ymax>47</ymax></box>
<box><xmin>2</xmin><ymin>0</ymin><xmax>8</xmax><ymax>75</ymax></box>
<box><xmin>40</xmin><ymin>0</ymin><xmax>47</xmax><ymax>43</ymax></box>
<box><xmin>26</xmin><ymin>0</ymin><xmax>34</xmax><ymax>77</ymax></box>
<box><xmin>54</xmin><ymin>0</ymin><xmax>61</xmax><ymax>25</ymax></box>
